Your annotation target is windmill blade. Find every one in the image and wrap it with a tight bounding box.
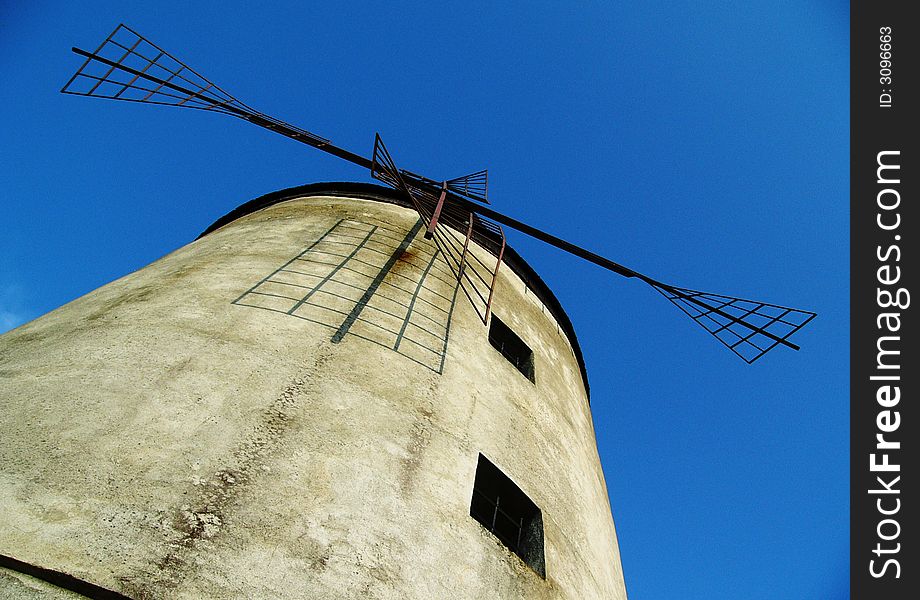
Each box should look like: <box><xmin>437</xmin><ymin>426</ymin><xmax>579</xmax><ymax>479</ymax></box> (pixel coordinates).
<box><xmin>446</xmin><ymin>169</ymin><xmax>489</xmax><ymax>204</ymax></box>
<box><xmin>62</xmin><ymin>24</ymin><xmax>243</xmax><ymax>114</ymax></box>
<box><xmin>370</xmin><ymin>133</ymin><xmax>413</xmax><ymax>197</ymax></box>
<box><xmin>62</xmin><ymin>24</ymin><xmax>331</xmax><ymax>146</ymax></box>
<box><xmin>371</xmin><ymin>135</ymin><xmax>506</xmax><ymax>324</ymax></box>
<box><xmin>371</xmin><ymin>137</ymin><xmax>506</xmax><ymax>258</ymax></box>
<box><xmin>442</xmin><ymin>195</ymin><xmax>817</xmax><ymax>362</ymax></box>
<box><xmin>648</xmin><ymin>282</ymin><xmax>817</xmax><ymax>363</ymax></box>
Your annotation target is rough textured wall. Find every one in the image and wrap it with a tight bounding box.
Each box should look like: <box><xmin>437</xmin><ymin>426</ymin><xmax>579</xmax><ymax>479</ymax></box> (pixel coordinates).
<box><xmin>0</xmin><ymin>192</ymin><xmax>627</xmax><ymax>599</ymax></box>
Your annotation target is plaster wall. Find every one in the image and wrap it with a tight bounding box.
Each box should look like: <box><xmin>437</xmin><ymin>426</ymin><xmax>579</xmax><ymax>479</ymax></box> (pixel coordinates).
<box><xmin>0</xmin><ymin>192</ymin><xmax>627</xmax><ymax>599</ymax></box>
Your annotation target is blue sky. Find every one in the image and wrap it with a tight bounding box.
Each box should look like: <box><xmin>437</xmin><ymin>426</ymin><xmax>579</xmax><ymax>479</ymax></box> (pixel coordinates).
<box><xmin>1</xmin><ymin>2</ymin><xmax>849</xmax><ymax>598</ymax></box>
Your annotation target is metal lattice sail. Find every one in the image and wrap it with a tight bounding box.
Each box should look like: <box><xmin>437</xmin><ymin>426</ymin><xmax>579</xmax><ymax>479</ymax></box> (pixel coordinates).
<box><xmin>62</xmin><ymin>23</ymin><xmax>817</xmax><ymax>362</ymax></box>
<box><xmin>61</xmin><ymin>24</ymin><xmax>330</xmax><ymax>144</ymax></box>
<box><xmin>648</xmin><ymin>284</ymin><xmax>817</xmax><ymax>363</ymax></box>
<box><xmin>446</xmin><ymin>170</ymin><xmax>489</xmax><ymax>204</ymax></box>
<box><xmin>371</xmin><ymin>135</ymin><xmax>505</xmax><ymax>324</ymax></box>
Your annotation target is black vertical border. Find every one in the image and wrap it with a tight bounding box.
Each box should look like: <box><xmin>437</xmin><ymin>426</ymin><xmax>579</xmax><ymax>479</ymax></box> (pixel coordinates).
<box><xmin>851</xmin><ymin>1</ymin><xmax>916</xmax><ymax>597</ymax></box>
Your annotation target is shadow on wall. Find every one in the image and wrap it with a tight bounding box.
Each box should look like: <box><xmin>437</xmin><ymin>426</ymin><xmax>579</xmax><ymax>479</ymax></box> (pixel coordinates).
<box><xmin>232</xmin><ymin>217</ymin><xmax>461</xmax><ymax>373</ymax></box>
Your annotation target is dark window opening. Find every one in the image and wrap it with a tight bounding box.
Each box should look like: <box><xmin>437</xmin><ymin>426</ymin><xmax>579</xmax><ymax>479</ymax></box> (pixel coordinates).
<box><xmin>488</xmin><ymin>316</ymin><xmax>535</xmax><ymax>383</ymax></box>
<box><xmin>469</xmin><ymin>453</ymin><xmax>545</xmax><ymax>578</ymax></box>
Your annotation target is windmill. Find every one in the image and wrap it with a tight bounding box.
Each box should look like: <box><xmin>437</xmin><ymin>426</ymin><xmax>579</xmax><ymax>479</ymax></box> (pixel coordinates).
<box><xmin>62</xmin><ymin>24</ymin><xmax>816</xmax><ymax>364</ymax></box>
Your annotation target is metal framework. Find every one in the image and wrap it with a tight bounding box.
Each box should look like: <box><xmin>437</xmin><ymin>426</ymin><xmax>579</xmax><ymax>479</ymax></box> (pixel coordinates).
<box><xmin>649</xmin><ymin>284</ymin><xmax>816</xmax><ymax>364</ymax></box>
<box><xmin>62</xmin><ymin>24</ymin><xmax>817</xmax><ymax>362</ymax></box>
<box><xmin>371</xmin><ymin>134</ymin><xmax>505</xmax><ymax>323</ymax></box>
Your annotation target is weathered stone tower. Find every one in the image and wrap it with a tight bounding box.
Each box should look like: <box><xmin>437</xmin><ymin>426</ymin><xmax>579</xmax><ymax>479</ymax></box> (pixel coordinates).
<box><xmin>0</xmin><ymin>183</ymin><xmax>628</xmax><ymax>599</ymax></box>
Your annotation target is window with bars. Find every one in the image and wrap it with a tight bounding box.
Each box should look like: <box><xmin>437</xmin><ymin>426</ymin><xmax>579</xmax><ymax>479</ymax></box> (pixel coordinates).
<box><xmin>488</xmin><ymin>316</ymin><xmax>535</xmax><ymax>383</ymax></box>
<box><xmin>469</xmin><ymin>453</ymin><xmax>545</xmax><ymax>578</ymax></box>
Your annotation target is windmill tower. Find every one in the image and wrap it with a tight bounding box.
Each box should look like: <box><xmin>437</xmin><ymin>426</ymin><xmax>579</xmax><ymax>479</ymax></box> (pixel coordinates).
<box><xmin>1</xmin><ymin>25</ymin><xmax>814</xmax><ymax>599</ymax></box>
<box><xmin>0</xmin><ymin>182</ymin><xmax>627</xmax><ymax>599</ymax></box>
